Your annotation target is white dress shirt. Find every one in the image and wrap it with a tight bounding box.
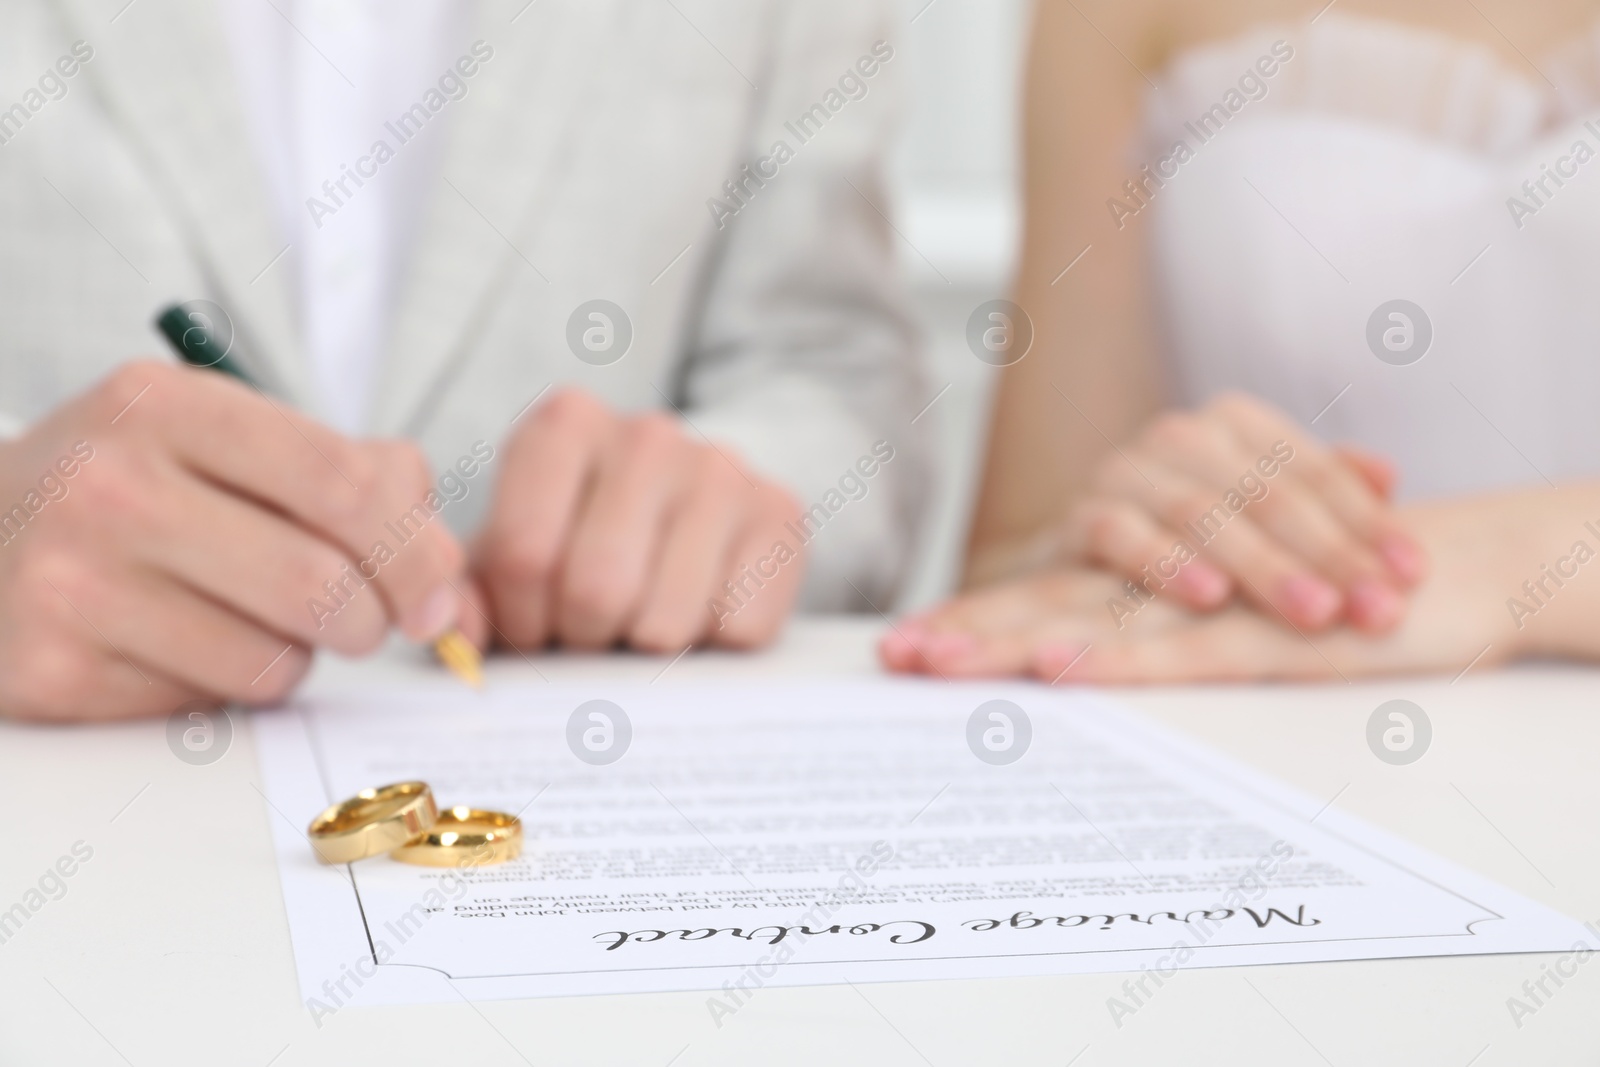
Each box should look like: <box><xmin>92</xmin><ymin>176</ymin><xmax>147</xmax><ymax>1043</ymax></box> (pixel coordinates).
<box><xmin>7</xmin><ymin>0</ymin><xmax>926</xmax><ymax>608</ymax></box>
<box><xmin>221</xmin><ymin>0</ymin><xmax>461</xmax><ymax>433</ymax></box>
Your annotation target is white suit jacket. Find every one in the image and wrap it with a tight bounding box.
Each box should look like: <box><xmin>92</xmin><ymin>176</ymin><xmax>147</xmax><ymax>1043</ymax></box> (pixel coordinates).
<box><xmin>0</xmin><ymin>0</ymin><xmax>930</xmax><ymax>609</ymax></box>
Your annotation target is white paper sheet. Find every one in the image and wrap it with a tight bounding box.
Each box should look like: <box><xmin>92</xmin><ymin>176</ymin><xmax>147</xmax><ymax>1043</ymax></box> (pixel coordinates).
<box><xmin>251</xmin><ymin>678</ymin><xmax>1589</xmax><ymax>1016</ymax></box>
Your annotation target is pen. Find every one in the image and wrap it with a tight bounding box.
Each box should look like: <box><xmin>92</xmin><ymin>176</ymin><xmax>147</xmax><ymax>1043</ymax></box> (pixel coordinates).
<box><xmin>154</xmin><ymin>302</ymin><xmax>484</xmax><ymax>689</ymax></box>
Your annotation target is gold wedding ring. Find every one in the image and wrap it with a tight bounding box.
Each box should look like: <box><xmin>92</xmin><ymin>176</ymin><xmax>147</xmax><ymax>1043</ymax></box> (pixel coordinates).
<box><xmin>308</xmin><ymin>781</ymin><xmax>439</xmax><ymax>864</ymax></box>
<box><xmin>390</xmin><ymin>806</ymin><xmax>523</xmax><ymax>867</ymax></box>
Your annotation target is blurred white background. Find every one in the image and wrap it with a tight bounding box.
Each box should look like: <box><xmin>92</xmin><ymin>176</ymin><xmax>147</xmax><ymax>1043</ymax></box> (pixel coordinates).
<box><xmin>887</xmin><ymin>0</ymin><xmax>1029</xmax><ymax>609</ymax></box>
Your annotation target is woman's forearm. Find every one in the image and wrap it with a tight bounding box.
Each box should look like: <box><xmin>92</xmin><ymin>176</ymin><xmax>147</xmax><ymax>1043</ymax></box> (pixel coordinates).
<box><xmin>1405</xmin><ymin>484</ymin><xmax>1600</xmax><ymax>662</ymax></box>
<box><xmin>961</xmin><ymin>0</ymin><xmax>1164</xmax><ymax>588</ymax></box>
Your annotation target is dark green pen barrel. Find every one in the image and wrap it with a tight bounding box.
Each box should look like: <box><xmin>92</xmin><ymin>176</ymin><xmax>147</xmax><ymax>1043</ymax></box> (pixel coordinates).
<box><xmin>155</xmin><ymin>304</ymin><xmax>252</xmax><ymax>383</ymax></box>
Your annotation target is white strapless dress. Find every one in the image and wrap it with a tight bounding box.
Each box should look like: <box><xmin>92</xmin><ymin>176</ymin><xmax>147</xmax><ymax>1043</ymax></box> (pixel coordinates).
<box><xmin>1142</xmin><ymin>13</ymin><xmax>1600</xmax><ymax>500</ymax></box>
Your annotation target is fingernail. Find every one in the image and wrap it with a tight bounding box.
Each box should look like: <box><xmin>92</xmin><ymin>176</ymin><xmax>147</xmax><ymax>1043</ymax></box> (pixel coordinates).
<box><xmin>1279</xmin><ymin>575</ymin><xmax>1341</xmax><ymax>626</ymax></box>
<box><xmin>925</xmin><ymin>632</ymin><xmax>977</xmax><ymax>660</ymax></box>
<box><xmin>896</xmin><ymin>617</ymin><xmax>930</xmax><ymax>641</ymax></box>
<box><xmin>1379</xmin><ymin>534</ymin><xmax>1425</xmax><ymax>585</ymax></box>
<box><xmin>1034</xmin><ymin>641</ymin><xmax>1089</xmax><ymax>679</ymax></box>
<box><xmin>1176</xmin><ymin>562</ymin><xmax>1230</xmax><ymax>606</ymax></box>
<box><xmin>879</xmin><ymin>629</ymin><xmax>916</xmax><ymax>666</ymax></box>
<box><xmin>1348</xmin><ymin>578</ymin><xmax>1403</xmax><ymax>631</ymax></box>
<box><xmin>404</xmin><ymin>584</ymin><xmax>458</xmax><ymax>641</ymax></box>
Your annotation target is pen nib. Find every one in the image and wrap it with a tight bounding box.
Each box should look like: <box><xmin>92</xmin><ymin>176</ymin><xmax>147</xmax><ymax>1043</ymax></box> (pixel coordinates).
<box><xmin>433</xmin><ymin>629</ymin><xmax>484</xmax><ymax>688</ymax></box>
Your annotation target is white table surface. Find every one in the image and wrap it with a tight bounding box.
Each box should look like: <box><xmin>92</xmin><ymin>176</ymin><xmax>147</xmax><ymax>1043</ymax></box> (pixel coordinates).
<box><xmin>2</xmin><ymin>616</ymin><xmax>1597</xmax><ymax>1067</ymax></box>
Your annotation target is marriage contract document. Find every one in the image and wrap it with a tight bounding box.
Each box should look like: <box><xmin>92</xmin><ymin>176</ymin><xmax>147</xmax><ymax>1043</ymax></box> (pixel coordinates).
<box><xmin>253</xmin><ymin>679</ymin><xmax>1586</xmax><ymax>1012</ymax></box>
